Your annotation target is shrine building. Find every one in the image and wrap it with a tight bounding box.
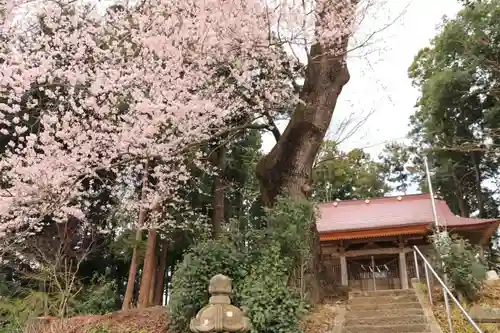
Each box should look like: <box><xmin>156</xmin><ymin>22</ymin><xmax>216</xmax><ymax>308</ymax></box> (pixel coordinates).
<box><xmin>317</xmin><ymin>193</ymin><xmax>500</xmax><ymax>291</ymax></box>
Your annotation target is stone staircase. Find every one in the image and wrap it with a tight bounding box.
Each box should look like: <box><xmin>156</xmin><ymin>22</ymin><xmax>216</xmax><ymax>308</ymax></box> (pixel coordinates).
<box><xmin>343</xmin><ymin>289</ymin><xmax>430</xmax><ymax>333</ymax></box>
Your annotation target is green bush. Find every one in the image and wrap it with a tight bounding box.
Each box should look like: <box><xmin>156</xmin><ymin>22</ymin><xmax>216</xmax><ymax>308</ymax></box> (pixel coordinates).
<box><xmin>432</xmin><ymin>233</ymin><xmax>487</xmax><ymax>301</ymax></box>
<box><xmin>0</xmin><ymin>274</ymin><xmax>118</xmax><ymax>333</ymax></box>
<box><xmin>0</xmin><ymin>296</ymin><xmax>39</xmax><ymax>333</ymax></box>
<box><xmin>69</xmin><ymin>274</ymin><xmax>118</xmax><ymax>316</ymax></box>
<box><xmin>169</xmin><ymin>198</ymin><xmax>314</xmax><ymax>333</ymax></box>
<box><xmin>239</xmin><ymin>243</ymin><xmax>308</xmax><ymax>333</ymax></box>
<box><xmin>0</xmin><ymin>284</ymin><xmax>52</xmax><ymax>333</ymax></box>
<box><xmin>168</xmin><ymin>236</ymin><xmax>248</xmax><ymax>332</ymax></box>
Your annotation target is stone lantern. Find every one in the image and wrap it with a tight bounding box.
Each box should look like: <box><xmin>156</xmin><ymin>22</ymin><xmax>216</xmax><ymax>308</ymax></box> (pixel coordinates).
<box><xmin>190</xmin><ymin>274</ymin><xmax>250</xmax><ymax>332</ymax></box>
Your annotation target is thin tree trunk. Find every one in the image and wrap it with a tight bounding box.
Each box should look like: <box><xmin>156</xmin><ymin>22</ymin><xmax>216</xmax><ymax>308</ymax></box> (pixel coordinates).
<box><xmin>149</xmin><ymin>252</ymin><xmax>157</xmax><ymax>305</ymax></box>
<box><xmin>122</xmin><ymin>162</ymin><xmax>149</xmax><ymax>310</ymax></box>
<box><xmin>470</xmin><ymin>151</ymin><xmax>486</xmax><ymax>217</ymax></box>
<box><xmin>137</xmin><ymin>228</ymin><xmax>157</xmax><ymax>308</ymax></box>
<box><xmin>256</xmin><ymin>35</ymin><xmax>351</xmax><ymax>303</ymax></box>
<box><xmin>453</xmin><ymin>171</ymin><xmax>469</xmax><ymax>217</ymax></box>
<box><xmin>212</xmin><ymin>145</ymin><xmax>226</xmax><ymax>238</ymax></box>
<box><xmin>153</xmin><ymin>239</ymin><xmax>168</xmax><ymax>306</ymax></box>
<box><xmin>235</xmin><ymin>190</ymin><xmax>247</xmax><ymax>240</ymax></box>
<box><xmin>121</xmin><ymin>229</ymin><xmax>142</xmax><ymax>310</ymax></box>
<box><xmin>457</xmin><ymin>193</ymin><xmax>469</xmax><ymax>217</ymax></box>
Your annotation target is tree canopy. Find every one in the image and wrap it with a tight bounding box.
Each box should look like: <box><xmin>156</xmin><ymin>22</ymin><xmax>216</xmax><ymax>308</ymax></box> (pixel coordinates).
<box><xmin>405</xmin><ymin>0</ymin><xmax>500</xmax><ymax>218</ymax></box>
<box><xmin>312</xmin><ymin>140</ymin><xmax>389</xmax><ymax>201</ymax></box>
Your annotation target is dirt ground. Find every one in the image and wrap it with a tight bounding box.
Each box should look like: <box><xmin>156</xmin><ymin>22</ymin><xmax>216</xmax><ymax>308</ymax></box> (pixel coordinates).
<box><xmin>30</xmin><ymin>306</ymin><xmax>169</xmax><ymax>333</ymax></box>
<box><xmin>299</xmin><ymin>301</ymin><xmax>344</xmax><ymax>333</ymax></box>
<box><xmin>432</xmin><ymin>280</ymin><xmax>500</xmax><ymax>333</ymax></box>
<box><xmin>30</xmin><ymin>300</ymin><xmax>345</xmax><ymax>333</ymax></box>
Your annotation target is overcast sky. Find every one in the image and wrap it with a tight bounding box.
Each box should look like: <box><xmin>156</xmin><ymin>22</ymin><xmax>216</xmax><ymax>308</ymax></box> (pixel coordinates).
<box><xmin>261</xmin><ymin>0</ymin><xmax>463</xmax><ymax>156</ymax></box>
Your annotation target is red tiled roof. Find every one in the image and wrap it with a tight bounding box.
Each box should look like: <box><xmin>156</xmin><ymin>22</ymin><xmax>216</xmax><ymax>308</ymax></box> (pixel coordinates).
<box><xmin>316</xmin><ymin>193</ymin><xmax>499</xmax><ymax>234</ymax></box>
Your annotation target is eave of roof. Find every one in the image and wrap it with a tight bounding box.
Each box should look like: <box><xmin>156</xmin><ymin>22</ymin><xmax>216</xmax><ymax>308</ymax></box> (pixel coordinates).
<box><xmin>319</xmin><ymin>218</ymin><xmax>500</xmax><ymax>235</ymax></box>
<box><xmin>319</xmin><ymin>225</ymin><xmax>428</xmax><ymax>241</ymax></box>
<box><xmin>316</xmin><ymin>193</ymin><xmax>500</xmax><ymax>236</ymax></box>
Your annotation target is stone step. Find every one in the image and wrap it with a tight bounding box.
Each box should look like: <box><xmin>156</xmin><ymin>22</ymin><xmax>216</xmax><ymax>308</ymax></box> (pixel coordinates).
<box><xmin>349</xmin><ymin>294</ymin><xmax>419</xmax><ymax>305</ymax></box>
<box><xmin>350</xmin><ymin>289</ymin><xmax>415</xmax><ymax>298</ymax></box>
<box><xmin>343</xmin><ymin>324</ymin><xmax>429</xmax><ymax>333</ymax></box>
<box><xmin>345</xmin><ymin>314</ymin><xmax>426</xmax><ymax>326</ymax></box>
<box><xmin>346</xmin><ymin>307</ymin><xmax>424</xmax><ymax>319</ymax></box>
<box><xmin>348</xmin><ymin>301</ymin><xmax>422</xmax><ymax>311</ymax></box>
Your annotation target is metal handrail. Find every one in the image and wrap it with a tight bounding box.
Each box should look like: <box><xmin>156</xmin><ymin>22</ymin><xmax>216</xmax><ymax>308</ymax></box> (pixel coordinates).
<box><xmin>413</xmin><ymin>245</ymin><xmax>483</xmax><ymax>333</ymax></box>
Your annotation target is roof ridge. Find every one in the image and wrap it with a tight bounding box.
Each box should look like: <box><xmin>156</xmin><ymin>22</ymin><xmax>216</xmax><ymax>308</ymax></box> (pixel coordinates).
<box><xmin>317</xmin><ymin>193</ymin><xmax>433</xmax><ymax>206</ymax></box>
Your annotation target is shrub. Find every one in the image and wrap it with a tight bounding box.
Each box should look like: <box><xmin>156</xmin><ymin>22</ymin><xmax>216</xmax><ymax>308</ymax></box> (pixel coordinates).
<box><xmin>169</xmin><ymin>198</ymin><xmax>314</xmax><ymax>333</ymax></box>
<box><xmin>69</xmin><ymin>274</ymin><xmax>118</xmax><ymax>316</ymax></box>
<box><xmin>0</xmin><ymin>285</ymin><xmax>52</xmax><ymax>333</ymax></box>
<box><xmin>432</xmin><ymin>233</ymin><xmax>487</xmax><ymax>301</ymax></box>
<box><xmin>0</xmin><ymin>274</ymin><xmax>118</xmax><ymax>333</ymax></box>
<box><xmin>238</xmin><ymin>243</ymin><xmax>308</xmax><ymax>333</ymax></box>
<box><xmin>168</xmin><ymin>236</ymin><xmax>248</xmax><ymax>332</ymax></box>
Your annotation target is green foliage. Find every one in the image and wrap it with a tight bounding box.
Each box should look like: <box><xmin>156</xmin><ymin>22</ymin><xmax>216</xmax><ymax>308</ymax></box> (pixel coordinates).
<box><xmin>0</xmin><ymin>273</ymin><xmax>118</xmax><ymax>332</ymax></box>
<box><xmin>108</xmin><ymin>229</ymin><xmax>148</xmax><ymax>262</ymax></box>
<box><xmin>0</xmin><ymin>274</ymin><xmax>53</xmax><ymax>333</ymax></box>
<box><xmin>69</xmin><ymin>274</ymin><xmax>118</xmax><ymax>316</ymax></box>
<box><xmin>379</xmin><ymin>142</ymin><xmax>415</xmax><ymax>194</ymax></box>
<box><xmin>238</xmin><ymin>243</ymin><xmax>308</xmax><ymax>333</ymax></box>
<box><xmin>0</xmin><ymin>291</ymin><xmax>49</xmax><ymax>333</ymax></box>
<box><xmin>169</xmin><ymin>198</ymin><xmax>314</xmax><ymax>333</ymax></box>
<box><xmin>407</xmin><ymin>0</ymin><xmax>500</xmax><ymax>223</ymax></box>
<box><xmin>263</xmin><ymin>198</ymin><xmax>314</xmax><ymax>267</ymax></box>
<box><xmin>312</xmin><ymin>141</ymin><xmax>390</xmax><ymax>202</ymax></box>
<box><xmin>169</xmin><ymin>236</ymin><xmax>248</xmax><ymax>332</ymax></box>
<box><xmin>404</xmin><ymin>0</ymin><xmax>500</xmax><ymax>273</ymax></box>
<box><xmin>431</xmin><ymin>233</ymin><xmax>487</xmax><ymax>301</ymax></box>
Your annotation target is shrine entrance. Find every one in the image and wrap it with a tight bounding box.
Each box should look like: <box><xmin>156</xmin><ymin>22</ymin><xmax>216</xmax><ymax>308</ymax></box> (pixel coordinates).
<box><xmin>347</xmin><ymin>254</ymin><xmax>401</xmax><ymax>291</ymax></box>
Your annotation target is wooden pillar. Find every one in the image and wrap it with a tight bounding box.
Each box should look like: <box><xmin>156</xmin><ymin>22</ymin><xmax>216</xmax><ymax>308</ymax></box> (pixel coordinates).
<box><xmin>399</xmin><ymin>250</ymin><xmax>409</xmax><ymax>289</ymax></box>
<box><xmin>340</xmin><ymin>255</ymin><xmax>348</xmax><ymax>286</ymax></box>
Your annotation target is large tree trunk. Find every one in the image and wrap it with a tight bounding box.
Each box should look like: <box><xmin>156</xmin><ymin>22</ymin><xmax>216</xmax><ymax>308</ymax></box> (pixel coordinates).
<box><xmin>256</xmin><ymin>38</ymin><xmax>350</xmax><ymax>303</ymax></box>
<box><xmin>137</xmin><ymin>228</ymin><xmax>157</xmax><ymax>308</ymax></box>
<box><xmin>212</xmin><ymin>145</ymin><xmax>226</xmax><ymax>238</ymax></box>
<box><xmin>153</xmin><ymin>238</ymin><xmax>168</xmax><ymax>306</ymax></box>
<box><xmin>122</xmin><ymin>163</ymin><xmax>149</xmax><ymax>310</ymax></box>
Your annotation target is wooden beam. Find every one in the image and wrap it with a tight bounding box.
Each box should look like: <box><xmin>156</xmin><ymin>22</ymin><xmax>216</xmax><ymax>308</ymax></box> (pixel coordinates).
<box><xmin>319</xmin><ymin>225</ymin><xmax>428</xmax><ymax>241</ymax></box>
<box><xmin>344</xmin><ymin>236</ymin><xmax>400</xmax><ymax>244</ymax></box>
<box><xmin>320</xmin><ymin>234</ymin><xmax>426</xmax><ymax>247</ymax></box>
<box><xmin>322</xmin><ymin>245</ymin><xmax>339</xmax><ymax>255</ymax></box>
<box><xmin>328</xmin><ymin>247</ymin><xmax>412</xmax><ymax>258</ymax></box>
<box><xmin>480</xmin><ymin>222</ymin><xmax>500</xmax><ymax>245</ymax></box>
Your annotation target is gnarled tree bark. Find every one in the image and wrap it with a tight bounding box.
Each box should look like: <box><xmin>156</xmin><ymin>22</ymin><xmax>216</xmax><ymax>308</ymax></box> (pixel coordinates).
<box><xmin>256</xmin><ymin>38</ymin><xmax>351</xmax><ymax>303</ymax></box>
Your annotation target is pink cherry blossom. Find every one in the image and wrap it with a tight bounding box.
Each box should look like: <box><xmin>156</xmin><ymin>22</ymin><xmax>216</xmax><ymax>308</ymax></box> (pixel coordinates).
<box><xmin>0</xmin><ymin>0</ymin><xmax>357</xmax><ymax>238</ymax></box>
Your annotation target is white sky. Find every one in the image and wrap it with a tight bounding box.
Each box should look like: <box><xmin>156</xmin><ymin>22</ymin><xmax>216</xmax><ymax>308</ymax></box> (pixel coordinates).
<box><xmin>261</xmin><ymin>0</ymin><xmax>463</xmax><ymax>157</ymax></box>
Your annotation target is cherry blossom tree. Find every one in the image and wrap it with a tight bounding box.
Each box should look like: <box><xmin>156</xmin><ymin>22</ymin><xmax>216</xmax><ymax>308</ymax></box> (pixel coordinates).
<box><xmin>1</xmin><ymin>0</ymin><xmax>360</xmax><ymax>306</ymax></box>
<box><xmin>0</xmin><ymin>0</ymin><xmax>295</xmax><ymax>230</ymax></box>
